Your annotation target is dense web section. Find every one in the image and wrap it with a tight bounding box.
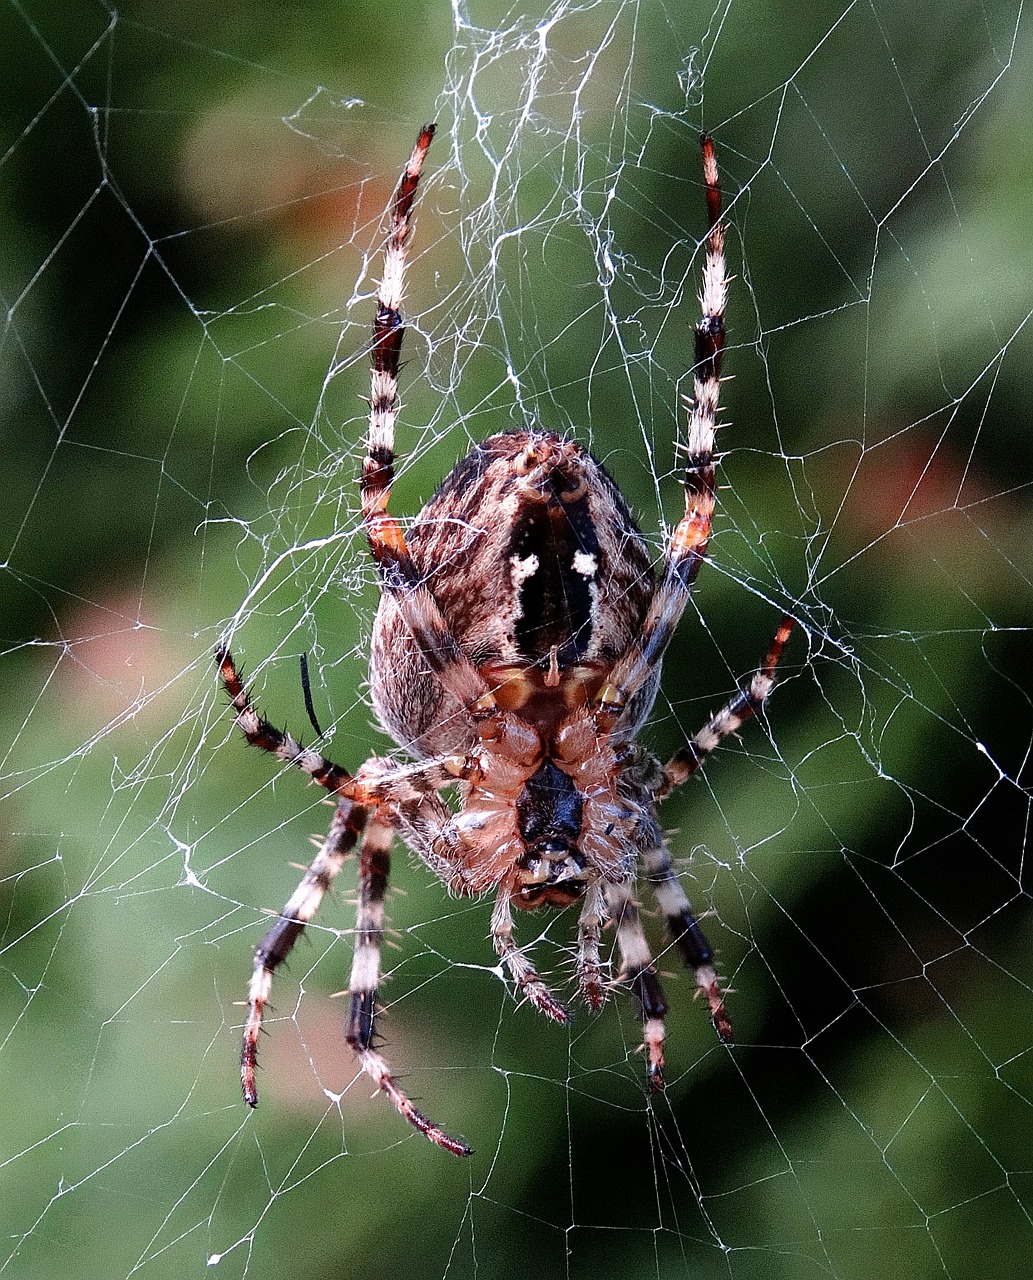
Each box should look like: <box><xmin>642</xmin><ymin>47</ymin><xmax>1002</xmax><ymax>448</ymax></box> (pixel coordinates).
<box><xmin>2</xmin><ymin>1</ymin><xmax>1031</xmax><ymax>1276</ymax></box>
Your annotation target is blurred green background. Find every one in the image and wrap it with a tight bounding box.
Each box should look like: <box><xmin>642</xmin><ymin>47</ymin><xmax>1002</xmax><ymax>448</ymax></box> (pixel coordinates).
<box><xmin>1</xmin><ymin>1</ymin><xmax>1031</xmax><ymax>1277</ymax></box>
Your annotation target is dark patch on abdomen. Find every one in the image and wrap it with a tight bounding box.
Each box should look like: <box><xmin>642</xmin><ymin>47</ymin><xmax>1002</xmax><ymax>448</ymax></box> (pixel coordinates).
<box><xmin>509</xmin><ymin>480</ymin><xmax>598</xmax><ymax>665</ymax></box>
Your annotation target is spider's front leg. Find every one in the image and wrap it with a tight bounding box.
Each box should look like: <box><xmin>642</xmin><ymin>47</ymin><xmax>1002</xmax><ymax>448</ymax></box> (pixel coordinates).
<box><xmin>593</xmin><ymin>134</ymin><xmax>727</xmax><ymax>727</ymax></box>
<box><xmin>360</xmin><ymin>123</ymin><xmax>516</xmax><ymax>749</ymax></box>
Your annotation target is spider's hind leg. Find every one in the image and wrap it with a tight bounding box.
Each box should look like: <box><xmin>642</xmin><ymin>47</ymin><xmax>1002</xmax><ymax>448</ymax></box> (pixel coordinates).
<box><xmin>345</xmin><ymin>811</ymin><xmax>472</xmax><ymax>1158</ymax></box>
<box><xmin>641</xmin><ymin>842</ymin><xmax>732</xmax><ymax>1044</ymax></box>
<box><xmin>240</xmin><ymin>795</ymin><xmax>367</xmax><ymax>1107</ymax></box>
<box><xmin>605</xmin><ymin>878</ymin><xmax>670</xmax><ymax>1089</ymax></box>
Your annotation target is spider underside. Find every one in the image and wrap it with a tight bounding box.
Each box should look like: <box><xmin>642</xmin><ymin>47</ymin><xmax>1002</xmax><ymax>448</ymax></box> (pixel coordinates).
<box><xmin>217</xmin><ymin>124</ymin><xmax>792</xmax><ymax>1157</ymax></box>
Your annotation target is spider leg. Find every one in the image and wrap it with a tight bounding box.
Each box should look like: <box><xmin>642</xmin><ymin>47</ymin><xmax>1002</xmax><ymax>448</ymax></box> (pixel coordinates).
<box><xmin>595</xmin><ymin>134</ymin><xmax>727</xmax><ymax>729</ymax></box>
<box><xmin>625</xmin><ymin>616</ymin><xmax>793</xmax><ymax>1045</ymax></box>
<box><xmin>392</xmin><ymin>791</ymin><xmax>476</xmax><ymax>893</ymax></box>
<box><xmin>220</xmin><ymin>648</ymin><xmax>471</xmax><ymax>1151</ymax></box>
<box><xmin>361</xmin><ymin>124</ymin><xmax>478</xmax><ymax>704</ymax></box>
<box><xmin>350</xmin><ymin>756</ymin><xmax>477</xmax><ymax>894</ymax></box>
<box><xmin>490</xmin><ymin>887</ymin><xmax>570</xmax><ymax>1024</ymax></box>
<box><xmin>575</xmin><ymin>879</ymin><xmax>608</xmax><ymax>1010</ymax></box>
<box><xmin>217</xmin><ymin>648</ymin><xmax>353</xmax><ymax>793</ymax></box>
<box><xmin>219</xmin><ymin>645</ymin><xmax>476</xmax><ymax>870</ymax></box>
<box><xmin>345</xmin><ymin>812</ymin><xmax>472</xmax><ymax>1157</ymax></box>
<box><xmin>362</xmin><ymin>123</ymin><xmax>442</xmax><ymax>598</ymax></box>
<box><xmin>641</xmin><ymin>842</ymin><xmax>732</xmax><ymax>1043</ymax></box>
<box><xmin>657</xmin><ymin>614</ymin><xmax>794</xmax><ymax>797</ymax></box>
<box><xmin>218</xmin><ymin>647</ymin><xmax>369</xmax><ymax>1104</ymax></box>
<box><xmin>605</xmin><ymin>878</ymin><xmax>669</xmax><ymax>1090</ymax></box>
<box><xmin>241</xmin><ymin>795</ymin><xmax>367</xmax><ymax>1106</ymax></box>
<box><xmin>365</xmin><ymin>122</ymin><xmax>436</xmax><ymax>529</ymax></box>
<box><xmin>360</xmin><ymin>126</ymin><xmax>522</xmax><ymax>745</ymax></box>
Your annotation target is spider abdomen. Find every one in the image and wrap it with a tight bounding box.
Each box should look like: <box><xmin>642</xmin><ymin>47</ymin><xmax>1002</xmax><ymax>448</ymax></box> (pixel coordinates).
<box><xmin>370</xmin><ymin>428</ymin><xmax>660</xmax><ymax>756</ymax></box>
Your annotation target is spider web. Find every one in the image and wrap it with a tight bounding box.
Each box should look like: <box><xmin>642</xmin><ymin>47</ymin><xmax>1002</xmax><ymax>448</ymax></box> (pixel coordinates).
<box><xmin>2</xmin><ymin>1</ymin><xmax>1031</xmax><ymax>1277</ymax></box>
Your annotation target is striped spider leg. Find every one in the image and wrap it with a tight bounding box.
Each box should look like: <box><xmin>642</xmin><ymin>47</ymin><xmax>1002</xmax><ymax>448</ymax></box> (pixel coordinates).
<box><xmin>216</xmin><ymin>649</ymin><xmax>473</xmax><ymax>1157</ymax></box>
<box><xmin>611</xmin><ymin>618</ymin><xmax>794</xmax><ymax>1086</ymax></box>
<box><xmin>360</xmin><ymin>125</ymin><xmax>572</xmax><ymax>1021</ymax></box>
<box><xmin>588</xmin><ymin>138</ymin><xmax>794</xmax><ymax>1085</ymax></box>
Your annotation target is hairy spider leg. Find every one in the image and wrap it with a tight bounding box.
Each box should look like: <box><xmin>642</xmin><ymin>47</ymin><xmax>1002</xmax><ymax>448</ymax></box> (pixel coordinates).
<box><xmin>595</xmin><ymin>133</ymin><xmax>727</xmax><ymax>727</ymax></box>
<box><xmin>361</xmin><ymin>125</ymin><xmax>492</xmax><ymax>720</ymax></box>
<box><xmin>240</xmin><ymin>794</ymin><xmax>367</xmax><ymax>1106</ymax></box>
<box><xmin>660</xmin><ymin>614</ymin><xmax>794</xmax><ymax>795</ymax></box>
<box><xmin>621</xmin><ymin>616</ymin><xmax>794</xmax><ymax>1046</ymax></box>
<box><xmin>218</xmin><ymin>648</ymin><xmax>471</xmax><ymax>1154</ymax></box>
<box><xmin>623</xmin><ymin>617</ymin><xmax>794</xmax><ymax>1055</ymax></box>
<box><xmin>220</xmin><ymin>647</ymin><xmax>360</xmax><ymax>1105</ymax></box>
<box><xmin>640</xmin><ymin>841</ymin><xmax>732</xmax><ymax>1045</ymax></box>
<box><xmin>490</xmin><ymin>886</ymin><xmax>571</xmax><ymax>1024</ymax></box>
<box><xmin>361</xmin><ymin>126</ymin><xmax>538</xmax><ymax>752</ymax></box>
<box><xmin>605</xmin><ymin>877</ymin><xmax>671</xmax><ymax>1088</ymax></box>
<box><xmin>575</xmin><ymin>879</ymin><xmax>608</xmax><ymax>1010</ymax></box>
<box><xmin>577</xmin><ymin>134</ymin><xmax>728</xmax><ymax>1062</ymax></box>
<box><xmin>346</xmin><ymin>812</ymin><xmax>473</xmax><ymax>1157</ymax></box>
<box><xmin>218</xmin><ymin>647</ymin><xmax>353</xmax><ymax>793</ymax></box>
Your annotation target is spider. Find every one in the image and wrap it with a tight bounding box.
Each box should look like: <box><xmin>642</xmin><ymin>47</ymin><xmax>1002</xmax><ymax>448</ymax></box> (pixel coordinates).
<box><xmin>217</xmin><ymin>124</ymin><xmax>793</xmax><ymax>1157</ymax></box>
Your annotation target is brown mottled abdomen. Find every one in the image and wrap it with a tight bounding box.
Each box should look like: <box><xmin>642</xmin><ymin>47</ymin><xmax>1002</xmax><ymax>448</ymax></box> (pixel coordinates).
<box><xmin>370</xmin><ymin>429</ymin><xmax>660</xmax><ymax>756</ymax></box>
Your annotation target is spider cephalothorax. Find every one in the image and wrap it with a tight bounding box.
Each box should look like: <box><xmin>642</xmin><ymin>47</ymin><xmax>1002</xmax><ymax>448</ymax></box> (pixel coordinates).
<box><xmin>218</xmin><ymin>124</ymin><xmax>792</xmax><ymax>1156</ymax></box>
